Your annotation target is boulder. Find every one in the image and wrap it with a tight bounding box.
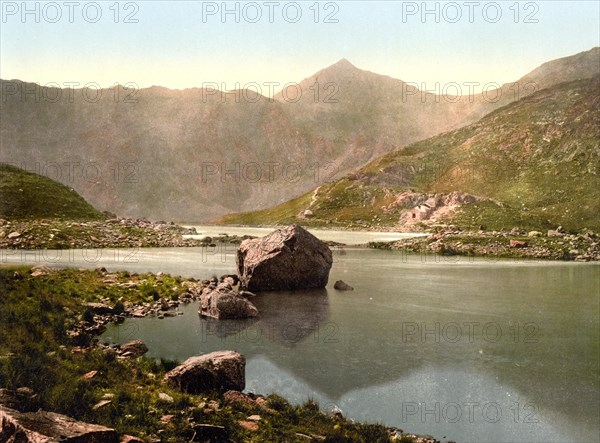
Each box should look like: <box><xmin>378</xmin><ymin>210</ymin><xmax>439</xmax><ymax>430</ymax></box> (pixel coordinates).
<box><xmin>119</xmin><ymin>339</ymin><xmax>148</xmax><ymax>357</ymax></box>
<box><xmin>333</xmin><ymin>280</ymin><xmax>354</xmax><ymax>291</ymax></box>
<box><xmin>237</xmin><ymin>224</ymin><xmax>332</xmax><ymax>291</ymax></box>
<box><xmin>0</xmin><ymin>405</ymin><xmax>119</xmax><ymax>442</ymax></box>
<box><xmin>164</xmin><ymin>350</ymin><xmax>245</xmax><ymax>394</ymax></box>
<box><xmin>199</xmin><ymin>283</ymin><xmax>259</xmax><ymax>319</ymax></box>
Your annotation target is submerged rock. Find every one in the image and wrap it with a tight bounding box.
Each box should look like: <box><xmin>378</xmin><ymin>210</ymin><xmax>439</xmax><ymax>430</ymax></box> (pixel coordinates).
<box><xmin>237</xmin><ymin>224</ymin><xmax>333</xmax><ymax>291</ymax></box>
<box><xmin>163</xmin><ymin>350</ymin><xmax>245</xmax><ymax>394</ymax></box>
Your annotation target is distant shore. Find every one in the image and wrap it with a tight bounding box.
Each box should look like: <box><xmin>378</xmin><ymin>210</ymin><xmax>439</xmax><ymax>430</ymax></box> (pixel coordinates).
<box><xmin>1</xmin><ymin>217</ymin><xmax>598</xmax><ymax>261</ymax></box>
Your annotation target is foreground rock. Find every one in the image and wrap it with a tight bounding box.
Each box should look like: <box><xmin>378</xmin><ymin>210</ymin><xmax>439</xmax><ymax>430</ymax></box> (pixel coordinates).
<box><xmin>163</xmin><ymin>351</ymin><xmax>245</xmax><ymax>394</ymax></box>
<box><xmin>119</xmin><ymin>339</ymin><xmax>148</xmax><ymax>358</ymax></box>
<box><xmin>0</xmin><ymin>405</ymin><xmax>119</xmax><ymax>442</ymax></box>
<box><xmin>237</xmin><ymin>224</ymin><xmax>333</xmax><ymax>291</ymax></box>
<box><xmin>199</xmin><ymin>283</ymin><xmax>259</xmax><ymax>319</ymax></box>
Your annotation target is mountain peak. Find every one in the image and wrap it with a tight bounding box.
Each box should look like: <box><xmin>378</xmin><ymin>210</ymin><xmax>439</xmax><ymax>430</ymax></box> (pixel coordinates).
<box><xmin>330</xmin><ymin>58</ymin><xmax>357</xmax><ymax>70</ymax></box>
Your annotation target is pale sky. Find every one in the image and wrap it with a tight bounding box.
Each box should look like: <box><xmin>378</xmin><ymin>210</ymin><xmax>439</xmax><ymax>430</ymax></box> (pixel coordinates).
<box><xmin>1</xmin><ymin>1</ymin><xmax>599</xmax><ymax>94</ymax></box>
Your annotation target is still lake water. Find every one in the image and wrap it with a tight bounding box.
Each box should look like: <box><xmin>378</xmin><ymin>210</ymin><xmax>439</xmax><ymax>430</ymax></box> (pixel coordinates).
<box><xmin>2</xmin><ymin>232</ymin><xmax>598</xmax><ymax>442</ymax></box>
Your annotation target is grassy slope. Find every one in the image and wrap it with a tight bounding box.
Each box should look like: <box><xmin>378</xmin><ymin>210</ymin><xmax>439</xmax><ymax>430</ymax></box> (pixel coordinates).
<box><xmin>0</xmin><ymin>163</ymin><xmax>105</xmax><ymax>220</ymax></box>
<box><xmin>217</xmin><ymin>76</ymin><xmax>600</xmax><ymax>232</ymax></box>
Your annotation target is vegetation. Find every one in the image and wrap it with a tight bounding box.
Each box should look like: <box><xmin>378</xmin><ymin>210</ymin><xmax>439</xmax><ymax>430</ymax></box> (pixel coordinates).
<box><xmin>218</xmin><ymin>77</ymin><xmax>600</xmax><ymax>232</ymax></box>
<box><xmin>0</xmin><ymin>163</ymin><xmax>105</xmax><ymax>220</ymax></box>
<box><xmin>0</xmin><ymin>266</ymin><xmax>404</xmax><ymax>442</ymax></box>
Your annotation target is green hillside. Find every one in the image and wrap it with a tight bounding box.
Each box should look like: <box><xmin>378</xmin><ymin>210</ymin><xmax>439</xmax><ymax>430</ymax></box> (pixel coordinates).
<box><xmin>0</xmin><ymin>163</ymin><xmax>105</xmax><ymax>220</ymax></box>
<box><xmin>218</xmin><ymin>76</ymin><xmax>600</xmax><ymax>232</ymax></box>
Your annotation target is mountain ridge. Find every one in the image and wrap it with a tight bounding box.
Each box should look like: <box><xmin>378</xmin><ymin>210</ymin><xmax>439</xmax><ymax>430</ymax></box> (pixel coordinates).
<box><xmin>217</xmin><ymin>74</ymin><xmax>600</xmax><ymax>232</ymax></box>
<box><xmin>1</xmin><ymin>47</ymin><xmax>598</xmax><ymax>221</ymax></box>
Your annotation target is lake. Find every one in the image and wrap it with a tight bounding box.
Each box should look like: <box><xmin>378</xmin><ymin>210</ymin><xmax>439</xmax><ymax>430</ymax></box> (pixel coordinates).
<box><xmin>2</xmin><ymin>234</ymin><xmax>598</xmax><ymax>442</ymax></box>
<box><xmin>182</xmin><ymin>225</ymin><xmax>428</xmax><ymax>245</ymax></box>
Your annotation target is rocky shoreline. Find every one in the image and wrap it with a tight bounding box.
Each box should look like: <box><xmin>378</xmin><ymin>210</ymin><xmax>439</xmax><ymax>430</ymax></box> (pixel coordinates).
<box><xmin>369</xmin><ymin>227</ymin><xmax>600</xmax><ymax>261</ymax></box>
<box><xmin>0</xmin><ymin>217</ymin><xmax>253</xmax><ymax>249</ymax></box>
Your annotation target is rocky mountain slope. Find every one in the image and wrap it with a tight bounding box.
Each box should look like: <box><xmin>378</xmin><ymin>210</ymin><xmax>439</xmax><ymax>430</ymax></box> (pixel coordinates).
<box><xmin>1</xmin><ymin>48</ymin><xmax>597</xmax><ymax>221</ymax></box>
<box><xmin>218</xmin><ymin>75</ymin><xmax>600</xmax><ymax>232</ymax></box>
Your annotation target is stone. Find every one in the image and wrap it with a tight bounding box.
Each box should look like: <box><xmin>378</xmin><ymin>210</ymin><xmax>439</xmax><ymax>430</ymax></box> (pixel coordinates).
<box><xmin>509</xmin><ymin>240</ymin><xmax>528</xmax><ymax>248</ymax></box>
<box><xmin>158</xmin><ymin>393</ymin><xmax>174</xmax><ymax>403</ymax></box>
<box><xmin>121</xmin><ymin>435</ymin><xmax>144</xmax><ymax>443</ymax></box>
<box><xmin>223</xmin><ymin>390</ymin><xmax>257</xmax><ymax>409</ymax></box>
<box><xmin>85</xmin><ymin>302</ymin><xmax>115</xmax><ymax>315</ymax></box>
<box><xmin>82</xmin><ymin>370</ymin><xmax>99</xmax><ymax>380</ymax></box>
<box><xmin>93</xmin><ymin>400</ymin><xmax>112</xmax><ymax>410</ymax></box>
<box><xmin>238</xmin><ymin>420</ymin><xmax>259</xmax><ymax>431</ymax></box>
<box><xmin>7</xmin><ymin>231</ymin><xmax>20</xmax><ymax>239</ymax></box>
<box><xmin>528</xmin><ymin>231</ymin><xmax>543</xmax><ymax>237</ymax></box>
<box><xmin>333</xmin><ymin>280</ymin><xmax>354</xmax><ymax>291</ymax></box>
<box><xmin>163</xmin><ymin>350</ymin><xmax>245</xmax><ymax>394</ymax></box>
<box><xmin>548</xmin><ymin>230</ymin><xmax>564</xmax><ymax>238</ymax></box>
<box><xmin>0</xmin><ymin>405</ymin><xmax>119</xmax><ymax>442</ymax></box>
<box><xmin>199</xmin><ymin>283</ymin><xmax>259</xmax><ymax>319</ymax></box>
<box><xmin>237</xmin><ymin>224</ymin><xmax>332</xmax><ymax>291</ymax></box>
<box><xmin>119</xmin><ymin>339</ymin><xmax>148</xmax><ymax>357</ymax></box>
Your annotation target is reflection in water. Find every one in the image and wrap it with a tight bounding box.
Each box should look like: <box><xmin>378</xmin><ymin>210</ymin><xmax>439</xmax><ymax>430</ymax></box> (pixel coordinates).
<box><xmin>251</xmin><ymin>289</ymin><xmax>330</xmax><ymax>348</ymax></box>
<box><xmin>197</xmin><ymin>289</ymin><xmax>329</xmax><ymax>347</ymax></box>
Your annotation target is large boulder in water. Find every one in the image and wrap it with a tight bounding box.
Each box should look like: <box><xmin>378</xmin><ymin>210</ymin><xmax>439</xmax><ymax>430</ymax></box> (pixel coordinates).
<box><xmin>199</xmin><ymin>283</ymin><xmax>259</xmax><ymax>319</ymax></box>
<box><xmin>236</xmin><ymin>224</ymin><xmax>333</xmax><ymax>292</ymax></box>
<box><xmin>163</xmin><ymin>351</ymin><xmax>245</xmax><ymax>393</ymax></box>
<box><xmin>0</xmin><ymin>405</ymin><xmax>119</xmax><ymax>442</ymax></box>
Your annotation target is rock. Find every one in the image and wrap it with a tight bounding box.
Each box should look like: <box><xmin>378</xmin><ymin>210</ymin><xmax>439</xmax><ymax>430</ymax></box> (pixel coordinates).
<box><xmin>528</xmin><ymin>231</ymin><xmax>543</xmax><ymax>237</ymax></box>
<box><xmin>85</xmin><ymin>302</ymin><xmax>115</xmax><ymax>315</ymax></box>
<box><xmin>509</xmin><ymin>240</ymin><xmax>528</xmax><ymax>248</ymax></box>
<box><xmin>333</xmin><ymin>280</ymin><xmax>354</xmax><ymax>291</ymax></box>
<box><xmin>158</xmin><ymin>393</ymin><xmax>174</xmax><ymax>403</ymax></box>
<box><xmin>119</xmin><ymin>339</ymin><xmax>148</xmax><ymax>357</ymax></box>
<box><xmin>238</xmin><ymin>420</ymin><xmax>259</xmax><ymax>431</ymax></box>
<box><xmin>548</xmin><ymin>230</ymin><xmax>564</xmax><ymax>238</ymax></box>
<box><xmin>237</xmin><ymin>224</ymin><xmax>333</xmax><ymax>291</ymax></box>
<box><xmin>199</xmin><ymin>283</ymin><xmax>259</xmax><ymax>319</ymax></box>
<box><xmin>159</xmin><ymin>298</ymin><xmax>170</xmax><ymax>311</ymax></box>
<box><xmin>164</xmin><ymin>350</ymin><xmax>245</xmax><ymax>394</ymax></box>
<box><xmin>82</xmin><ymin>370</ymin><xmax>99</xmax><ymax>380</ymax></box>
<box><xmin>247</xmin><ymin>414</ymin><xmax>261</xmax><ymax>421</ymax></box>
<box><xmin>121</xmin><ymin>435</ymin><xmax>144</xmax><ymax>443</ymax></box>
<box><xmin>93</xmin><ymin>400</ymin><xmax>112</xmax><ymax>410</ymax></box>
<box><xmin>0</xmin><ymin>405</ymin><xmax>119</xmax><ymax>442</ymax></box>
<box><xmin>220</xmin><ymin>274</ymin><xmax>239</xmax><ymax>285</ymax></box>
<box><xmin>223</xmin><ymin>390</ymin><xmax>257</xmax><ymax>408</ymax></box>
<box><xmin>7</xmin><ymin>231</ymin><xmax>20</xmax><ymax>239</ymax></box>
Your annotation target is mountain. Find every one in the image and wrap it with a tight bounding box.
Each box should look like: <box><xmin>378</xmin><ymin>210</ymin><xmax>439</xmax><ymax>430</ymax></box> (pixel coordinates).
<box><xmin>217</xmin><ymin>75</ymin><xmax>600</xmax><ymax>232</ymax></box>
<box><xmin>0</xmin><ymin>163</ymin><xmax>105</xmax><ymax>220</ymax></box>
<box><xmin>1</xmin><ymin>48</ymin><xmax>598</xmax><ymax>221</ymax></box>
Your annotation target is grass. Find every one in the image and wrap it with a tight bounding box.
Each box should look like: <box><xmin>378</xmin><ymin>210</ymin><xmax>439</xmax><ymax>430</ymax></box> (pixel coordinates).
<box><xmin>0</xmin><ymin>163</ymin><xmax>105</xmax><ymax>220</ymax></box>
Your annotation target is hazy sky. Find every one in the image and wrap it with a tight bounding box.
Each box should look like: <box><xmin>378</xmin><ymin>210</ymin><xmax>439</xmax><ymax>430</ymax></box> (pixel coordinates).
<box><xmin>1</xmin><ymin>1</ymin><xmax>599</xmax><ymax>94</ymax></box>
